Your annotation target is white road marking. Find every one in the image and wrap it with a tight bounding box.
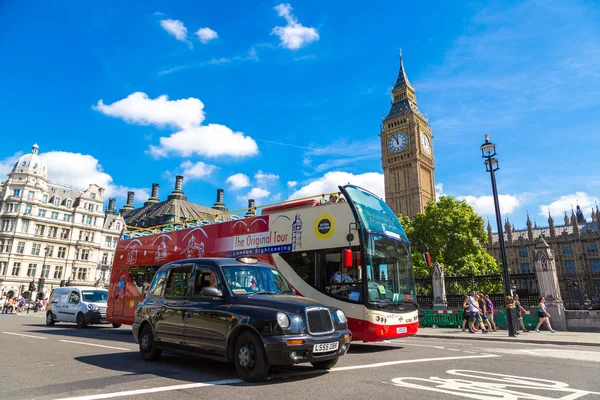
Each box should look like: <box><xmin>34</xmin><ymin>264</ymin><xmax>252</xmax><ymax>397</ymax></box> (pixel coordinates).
<box><xmin>3</xmin><ymin>331</ymin><xmax>47</xmax><ymax>339</ymax></box>
<box><xmin>55</xmin><ymin>354</ymin><xmax>500</xmax><ymax>400</ymax></box>
<box><xmin>446</xmin><ymin>348</ymin><xmax>460</xmax><ymax>352</ymax></box>
<box><xmin>388</xmin><ymin>342</ymin><xmax>446</xmax><ymax>350</ymax></box>
<box><xmin>59</xmin><ymin>340</ymin><xmax>131</xmax><ymax>351</ymax></box>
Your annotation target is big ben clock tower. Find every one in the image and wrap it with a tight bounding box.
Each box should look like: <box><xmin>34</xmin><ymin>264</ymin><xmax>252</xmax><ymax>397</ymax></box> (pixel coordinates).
<box><xmin>380</xmin><ymin>53</ymin><xmax>435</xmax><ymax>218</ymax></box>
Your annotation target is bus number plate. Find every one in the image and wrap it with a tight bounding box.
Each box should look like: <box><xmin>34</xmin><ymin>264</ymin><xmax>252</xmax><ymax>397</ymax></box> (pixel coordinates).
<box><xmin>313</xmin><ymin>341</ymin><xmax>339</xmax><ymax>353</ymax></box>
<box><xmin>396</xmin><ymin>327</ymin><xmax>407</xmax><ymax>334</ymax></box>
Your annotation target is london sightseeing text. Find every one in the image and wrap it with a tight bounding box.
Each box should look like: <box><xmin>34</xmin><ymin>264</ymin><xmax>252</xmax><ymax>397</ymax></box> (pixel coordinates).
<box><xmin>107</xmin><ymin>185</ymin><xmax>419</xmax><ymax>342</ymax></box>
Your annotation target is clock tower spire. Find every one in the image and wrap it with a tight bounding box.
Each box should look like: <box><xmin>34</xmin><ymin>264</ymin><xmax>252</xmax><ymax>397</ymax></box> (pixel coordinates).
<box><xmin>380</xmin><ymin>52</ymin><xmax>435</xmax><ymax>218</ymax></box>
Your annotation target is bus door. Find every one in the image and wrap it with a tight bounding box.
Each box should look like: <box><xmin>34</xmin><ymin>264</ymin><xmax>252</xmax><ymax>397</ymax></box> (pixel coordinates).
<box><xmin>111</xmin><ymin>268</ymin><xmax>129</xmax><ymax>317</ymax></box>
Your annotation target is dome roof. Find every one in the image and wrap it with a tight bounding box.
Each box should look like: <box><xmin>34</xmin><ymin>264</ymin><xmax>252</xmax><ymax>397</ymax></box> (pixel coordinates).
<box><xmin>12</xmin><ymin>144</ymin><xmax>48</xmax><ymax>180</ymax></box>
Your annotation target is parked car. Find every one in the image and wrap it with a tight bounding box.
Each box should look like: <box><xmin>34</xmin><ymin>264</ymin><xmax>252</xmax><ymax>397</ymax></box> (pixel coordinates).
<box><xmin>133</xmin><ymin>257</ymin><xmax>352</xmax><ymax>382</ymax></box>
<box><xmin>46</xmin><ymin>287</ymin><xmax>119</xmax><ymax>328</ymax></box>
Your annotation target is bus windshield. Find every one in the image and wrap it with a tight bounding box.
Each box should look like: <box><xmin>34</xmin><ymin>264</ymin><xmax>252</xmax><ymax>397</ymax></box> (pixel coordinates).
<box><xmin>222</xmin><ymin>265</ymin><xmax>295</xmax><ymax>296</ymax></box>
<box><xmin>365</xmin><ymin>234</ymin><xmax>416</xmax><ymax>309</ymax></box>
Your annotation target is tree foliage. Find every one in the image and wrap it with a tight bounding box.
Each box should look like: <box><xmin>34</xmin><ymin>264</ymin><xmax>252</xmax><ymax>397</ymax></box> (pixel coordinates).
<box><xmin>399</xmin><ymin>196</ymin><xmax>500</xmax><ymax>278</ymax></box>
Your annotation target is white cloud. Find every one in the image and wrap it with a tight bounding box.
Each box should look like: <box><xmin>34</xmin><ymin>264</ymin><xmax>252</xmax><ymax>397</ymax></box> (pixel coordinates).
<box><xmin>272</xmin><ymin>193</ymin><xmax>282</xmax><ymax>202</ymax></box>
<box><xmin>160</xmin><ymin>19</ymin><xmax>188</xmax><ymax>42</ymax></box>
<box><xmin>460</xmin><ymin>194</ymin><xmax>520</xmax><ymax>216</ymax></box>
<box><xmin>180</xmin><ymin>160</ymin><xmax>216</xmax><ymax>180</ymax></box>
<box><xmin>435</xmin><ymin>183</ymin><xmax>447</xmax><ymax>200</ymax></box>
<box><xmin>94</xmin><ymin>92</ymin><xmax>258</xmax><ymax>158</ymax></box>
<box><xmin>255</xmin><ymin>170</ymin><xmax>279</xmax><ymax>187</ymax></box>
<box><xmin>38</xmin><ymin>151</ymin><xmax>149</xmax><ymax>203</ymax></box>
<box><xmin>0</xmin><ymin>152</ymin><xmax>23</xmax><ymax>179</ymax></box>
<box><xmin>237</xmin><ymin>187</ymin><xmax>270</xmax><ymax>204</ymax></box>
<box><xmin>539</xmin><ymin>192</ymin><xmax>599</xmax><ymax>218</ymax></box>
<box><xmin>289</xmin><ymin>171</ymin><xmax>385</xmax><ymax>200</ymax></box>
<box><xmin>226</xmin><ymin>173</ymin><xmax>251</xmax><ymax>190</ymax></box>
<box><xmin>196</xmin><ymin>27</ymin><xmax>218</xmax><ymax>43</ymax></box>
<box><xmin>272</xmin><ymin>3</ymin><xmax>320</xmax><ymax>50</ymax></box>
<box><xmin>287</xmin><ymin>180</ymin><xmax>298</xmax><ymax>188</ymax></box>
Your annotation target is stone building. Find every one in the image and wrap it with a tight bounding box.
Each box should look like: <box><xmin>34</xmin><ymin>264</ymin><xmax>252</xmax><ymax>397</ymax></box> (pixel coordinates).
<box><xmin>486</xmin><ymin>205</ymin><xmax>600</xmax><ymax>302</ymax></box>
<box><xmin>0</xmin><ymin>144</ymin><xmax>125</xmax><ymax>299</ymax></box>
<box><xmin>380</xmin><ymin>53</ymin><xmax>436</xmax><ymax>218</ymax></box>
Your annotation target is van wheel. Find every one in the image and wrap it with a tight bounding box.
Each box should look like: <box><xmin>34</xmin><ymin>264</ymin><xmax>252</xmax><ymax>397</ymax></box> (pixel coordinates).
<box><xmin>46</xmin><ymin>311</ymin><xmax>55</xmax><ymax>326</ymax></box>
<box><xmin>112</xmin><ymin>323</ymin><xmax>122</xmax><ymax>328</ymax></box>
<box><xmin>139</xmin><ymin>325</ymin><xmax>162</xmax><ymax>361</ymax></box>
<box><xmin>76</xmin><ymin>312</ymin><xmax>87</xmax><ymax>329</ymax></box>
<box><xmin>234</xmin><ymin>331</ymin><xmax>270</xmax><ymax>382</ymax></box>
<box><xmin>311</xmin><ymin>357</ymin><xmax>339</xmax><ymax>370</ymax></box>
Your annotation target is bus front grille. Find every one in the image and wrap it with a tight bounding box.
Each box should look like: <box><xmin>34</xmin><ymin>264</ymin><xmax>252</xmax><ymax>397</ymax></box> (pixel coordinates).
<box><xmin>306</xmin><ymin>308</ymin><xmax>334</xmax><ymax>335</ymax></box>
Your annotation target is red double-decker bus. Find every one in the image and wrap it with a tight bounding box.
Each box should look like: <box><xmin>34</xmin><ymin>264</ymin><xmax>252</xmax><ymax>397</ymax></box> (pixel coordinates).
<box><xmin>107</xmin><ymin>184</ymin><xmax>419</xmax><ymax>342</ymax></box>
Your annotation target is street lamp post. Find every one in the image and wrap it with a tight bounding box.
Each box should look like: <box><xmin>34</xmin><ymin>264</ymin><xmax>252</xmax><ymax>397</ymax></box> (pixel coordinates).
<box><xmin>481</xmin><ymin>134</ymin><xmax>517</xmax><ymax>337</ymax></box>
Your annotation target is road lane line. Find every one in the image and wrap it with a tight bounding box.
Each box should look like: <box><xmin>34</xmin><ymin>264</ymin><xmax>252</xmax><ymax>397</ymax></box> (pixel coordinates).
<box><xmin>55</xmin><ymin>354</ymin><xmax>500</xmax><ymax>400</ymax></box>
<box><xmin>3</xmin><ymin>331</ymin><xmax>47</xmax><ymax>339</ymax></box>
<box><xmin>59</xmin><ymin>340</ymin><xmax>131</xmax><ymax>351</ymax></box>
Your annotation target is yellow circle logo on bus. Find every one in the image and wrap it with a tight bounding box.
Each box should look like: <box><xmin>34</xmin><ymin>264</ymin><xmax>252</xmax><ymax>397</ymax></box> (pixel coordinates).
<box><xmin>314</xmin><ymin>214</ymin><xmax>335</xmax><ymax>239</ymax></box>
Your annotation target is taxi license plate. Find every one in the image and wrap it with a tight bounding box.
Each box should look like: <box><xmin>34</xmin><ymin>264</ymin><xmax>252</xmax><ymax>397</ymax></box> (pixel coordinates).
<box><xmin>396</xmin><ymin>327</ymin><xmax>407</xmax><ymax>334</ymax></box>
<box><xmin>313</xmin><ymin>341</ymin><xmax>339</xmax><ymax>353</ymax></box>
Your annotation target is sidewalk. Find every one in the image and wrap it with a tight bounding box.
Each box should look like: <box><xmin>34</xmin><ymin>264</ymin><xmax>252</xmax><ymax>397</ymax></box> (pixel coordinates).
<box><xmin>416</xmin><ymin>327</ymin><xmax>600</xmax><ymax>347</ymax></box>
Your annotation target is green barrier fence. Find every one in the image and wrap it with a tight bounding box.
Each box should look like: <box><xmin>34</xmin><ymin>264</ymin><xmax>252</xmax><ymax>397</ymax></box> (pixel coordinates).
<box><xmin>419</xmin><ymin>309</ymin><xmax>540</xmax><ymax>329</ymax></box>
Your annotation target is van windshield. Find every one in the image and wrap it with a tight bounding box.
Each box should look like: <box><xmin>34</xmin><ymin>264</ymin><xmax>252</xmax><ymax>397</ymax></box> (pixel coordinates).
<box><xmin>81</xmin><ymin>290</ymin><xmax>108</xmax><ymax>303</ymax></box>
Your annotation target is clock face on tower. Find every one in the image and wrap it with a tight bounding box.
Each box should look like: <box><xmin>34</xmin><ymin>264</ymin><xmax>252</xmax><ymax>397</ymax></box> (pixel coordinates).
<box><xmin>388</xmin><ymin>132</ymin><xmax>408</xmax><ymax>153</ymax></box>
<box><xmin>420</xmin><ymin>133</ymin><xmax>431</xmax><ymax>155</ymax></box>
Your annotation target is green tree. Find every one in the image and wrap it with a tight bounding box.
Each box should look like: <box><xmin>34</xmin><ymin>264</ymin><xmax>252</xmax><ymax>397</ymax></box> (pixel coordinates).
<box><xmin>399</xmin><ymin>196</ymin><xmax>500</xmax><ymax>279</ymax></box>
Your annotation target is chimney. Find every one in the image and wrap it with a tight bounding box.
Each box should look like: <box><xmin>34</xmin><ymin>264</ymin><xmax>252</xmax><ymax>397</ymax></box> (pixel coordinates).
<box><xmin>121</xmin><ymin>191</ymin><xmax>135</xmax><ymax>211</ymax></box>
<box><xmin>212</xmin><ymin>188</ymin><xmax>228</xmax><ymax>212</ymax></box>
<box><xmin>245</xmin><ymin>199</ymin><xmax>256</xmax><ymax>218</ymax></box>
<box><xmin>107</xmin><ymin>198</ymin><xmax>116</xmax><ymax>214</ymax></box>
<box><xmin>167</xmin><ymin>175</ymin><xmax>187</xmax><ymax>201</ymax></box>
<box><xmin>144</xmin><ymin>183</ymin><xmax>160</xmax><ymax>206</ymax></box>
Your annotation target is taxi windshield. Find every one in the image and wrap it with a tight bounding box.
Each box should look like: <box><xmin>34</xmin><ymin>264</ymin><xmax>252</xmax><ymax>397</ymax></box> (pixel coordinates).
<box><xmin>221</xmin><ymin>265</ymin><xmax>295</xmax><ymax>296</ymax></box>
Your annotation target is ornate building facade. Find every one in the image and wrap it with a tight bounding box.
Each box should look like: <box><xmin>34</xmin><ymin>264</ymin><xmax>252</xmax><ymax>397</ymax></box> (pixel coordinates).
<box><xmin>486</xmin><ymin>206</ymin><xmax>600</xmax><ymax>303</ymax></box>
<box><xmin>0</xmin><ymin>144</ymin><xmax>124</xmax><ymax>299</ymax></box>
<box><xmin>380</xmin><ymin>53</ymin><xmax>435</xmax><ymax>218</ymax></box>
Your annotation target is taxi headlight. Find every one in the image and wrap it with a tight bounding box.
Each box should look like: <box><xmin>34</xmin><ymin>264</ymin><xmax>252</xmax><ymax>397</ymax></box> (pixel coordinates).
<box><xmin>335</xmin><ymin>310</ymin><xmax>347</xmax><ymax>324</ymax></box>
<box><xmin>87</xmin><ymin>304</ymin><xmax>99</xmax><ymax>311</ymax></box>
<box><xmin>276</xmin><ymin>312</ymin><xmax>290</xmax><ymax>329</ymax></box>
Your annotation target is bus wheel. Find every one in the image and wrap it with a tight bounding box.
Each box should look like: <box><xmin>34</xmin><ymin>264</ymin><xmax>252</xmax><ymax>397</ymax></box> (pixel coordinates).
<box><xmin>234</xmin><ymin>331</ymin><xmax>270</xmax><ymax>382</ymax></box>
<box><xmin>311</xmin><ymin>358</ymin><xmax>339</xmax><ymax>370</ymax></box>
<box><xmin>76</xmin><ymin>313</ymin><xmax>87</xmax><ymax>329</ymax></box>
<box><xmin>112</xmin><ymin>323</ymin><xmax>122</xmax><ymax>328</ymax></box>
<box><xmin>46</xmin><ymin>311</ymin><xmax>55</xmax><ymax>326</ymax></box>
<box><xmin>139</xmin><ymin>325</ymin><xmax>162</xmax><ymax>361</ymax></box>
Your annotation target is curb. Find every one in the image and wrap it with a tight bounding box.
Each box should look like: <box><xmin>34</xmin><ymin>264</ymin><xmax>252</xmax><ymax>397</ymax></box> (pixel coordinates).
<box><xmin>416</xmin><ymin>333</ymin><xmax>600</xmax><ymax>347</ymax></box>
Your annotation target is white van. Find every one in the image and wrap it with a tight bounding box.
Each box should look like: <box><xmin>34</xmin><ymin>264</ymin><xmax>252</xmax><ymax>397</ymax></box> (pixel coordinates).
<box><xmin>46</xmin><ymin>287</ymin><xmax>120</xmax><ymax>328</ymax></box>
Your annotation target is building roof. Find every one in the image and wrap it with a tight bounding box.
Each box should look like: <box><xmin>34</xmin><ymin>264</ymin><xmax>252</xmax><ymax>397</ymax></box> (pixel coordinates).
<box><xmin>385</xmin><ymin>99</ymin><xmax>419</xmax><ymax>121</ymax></box>
<box><xmin>393</xmin><ymin>53</ymin><xmax>412</xmax><ymax>90</ymax></box>
<box><xmin>11</xmin><ymin>144</ymin><xmax>48</xmax><ymax>180</ymax></box>
<box><xmin>490</xmin><ymin>221</ymin><xmax>598</xmax><ymax>244</ymax></box>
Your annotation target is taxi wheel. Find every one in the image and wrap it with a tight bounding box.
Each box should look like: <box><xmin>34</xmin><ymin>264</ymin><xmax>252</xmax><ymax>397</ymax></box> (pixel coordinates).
<box><xmin>311</xmin><ymin>357</ymin><xmax>339</xmax><ymax>370</ymax></box>
<box><xmin>139</xmin><ymin>326</ymin><xmax>162</xmax><ymax>361</ymax></box>
<box><xmin>112</xmin><ymin>323</ymin><xmax>122</xmax><ymax>328</ymax></box>
<box><xmin>45</xmin><ymin>311</ymin><xmax>55</xmax><ymax>326</ymax></box>
<box><xmin>234</xmin><ymin>331</ymin><xmax>270</xmax><ymax>382</ymax></box>
<box><xmin>76</xmin><ymin>313</ymin><xmax>87</xmax><ymax>329</ymax></box>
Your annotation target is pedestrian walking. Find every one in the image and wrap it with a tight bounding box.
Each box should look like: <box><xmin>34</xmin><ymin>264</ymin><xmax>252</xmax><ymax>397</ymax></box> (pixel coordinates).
<box><xmin>535</xmin><ymin>297</ymin><xmax>557</xmax><ymax>333</ymax></box>
<box><xmin>484</xmin><ymin>294</ymin><xmax>497</xmax><ymax>332</ymax></box>
<box><xmin>461</xmin><ymin>295</ymin><xmax>470</xmax><ymax>331</ymax></box>
<box><xmin>468</xmin><ymin>290</ymin><xmax>488</xmax><ymax>334</ymax></box>
<box><xmin>513</xmin><ymin>294</ymin><xmax>529</xmax><ymax>332</ymax></box>
<box><xmin>477</xmin><ymin>294</ymin><xmax>493</xmax><ymax>331</ymax></box>
<box><xmin>0</xmin><ymin>297</ymin><xmax>6</xmax><ymax>314</ymax></box>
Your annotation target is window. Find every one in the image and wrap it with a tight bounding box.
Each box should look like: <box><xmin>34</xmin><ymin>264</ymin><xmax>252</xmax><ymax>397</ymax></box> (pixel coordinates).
<box><xmin>21</xmin><ymin>220</ymin><xmax>29</xmax><ymax>233</ymax></box>
<box><xmin>0</xmin><ymin>261</ymin><xmax>7</xmax><ymax>275</ymax></box>
<box><xmin>563</xmin><ymin>245</ymin><xmax>574</xmax><ymax>255</ymax></box>
<box><xmin>54</xmin><ymin>266</ymin><xmax>63</xmax><ymax>279</ymax></box>
<box><xmin>41</xmin><ymin>265</ymin><xmax>50</xmax><ymax>278</ymax></box>
<box><xmin>27</xmin><ymin>264</ymin><xmax>37</xmax><ymax>277</ymax></box>
<box><xmin>63</xmin><ymin>214</ymin><xmax>71</xmax><ymax>222</ymax></box>
<box><xmin>86</xmin><ymin>216</ymin><xmax>93</xmax><ymax>225</ymax></box>
<box><xmin>79</xmin><ymin>230</ymin><xmax>94</xmax><ymax>242</ymax></box>
<box><xmin>0</xmin><ymin>239</ymin><xmax>12</xmax><ymax>253</ymax></box>
<box><xmin>80</xmin><ymin>249</ymin><xmax>90</xmax><ymax>260</ymax></box>
<box><xmin>42</xmin><ymin>194</ymin><xmax>48</xmax><ymax>203</ymax></box>
<box><xmin>590</xmin><ymin>259</ymin><xmax>600</xmax><ymax>274</ymax></box>
<box><xmin>1</xmin><ymin>219</ymin><xmax>15</xmax><ymax>232</ymax></box>
<box><xmin>31</xmin><ymin>243</ymin><xmax>41</xmax><ymax>256</ymax></box>
<box><xmin>46</xmin><ymin>245</ymin><xmax>54</xmax><ymax>257</ymax></box>
<box><xmin>565</xmin><ymin>260</ymin><xmax>577</xmax><ymax>274</ymax></box>
<box><xmin>99</xmin><ymin>269</ymin><xmax>107</xmax><ymax>282</ymax></box>
<box><xmin>11</xmin><ymin>262</ymin><xmax>21</xmax><ymax>276</ymax></box>
<box><xmin>13</xmin><ymin>189</ymin><xmax>21</xmax><ymax>197</ymax></box>
<box><xmin>165</xmin><ymin>266</ymin><xmax>192</xmax><ymax>298</ymax></box>
<box><xmin>116</xmin><ymin>223</ymin><xmax>122</xmax><ymax>232</ymax></box>
<box><xmin>77</xmin><ymin>268</ymin><xmax>88</xmax><ymax>280</ymax></box>
<box><xmin>27</xmin><ymin>190</ymin><xmax>35</xmax><ymax>199</ymax></box>
<box><xmin>53</xmin><ymin>197</ymin><xmax>61</xmax><ymax>206</ymax></box>
<box><xmin>57</xmin><ymin>247</ymin><xmax>67</xmax><ymax>258</ymax></box>
<box><xmin>90</xmin><ymin>193</ymin><xmax>96</xmax><ymax>200</ymax></box>
<box><xmin>69</xmin><ymin>291</ymin><xmax>80</xmax><ymax>304</ymax></box>
<box><xmin>60</xmin><ymin>228</ymin><xmax>70</xmax><ymax>239</ymax></box>
<box><xmin>66</xmin><ymin>200</ymin><xmax>72</xmax><ymax>207</ymax></box>
<box><xmin>16</xmin><ymin>241</ymin><xmax>25</xmax><ymax>254</ymax></box>
<box><xmin>518</xmin><ymin>248</ymin><xmax>528</xmax><ymax>258</ymax></box>
<box><xmin>51</xmin><ymin>212</ymin><xmax>59</xmax><ymax>220</ymax></box>
<box><xmin>128</xmin><ymin>265</ymin><xmax>162</xmax><ymax>297</ymax></box>
<box><xmin>35</xmin><ymin>224</ymin><xmax>45</xmax><ymax>236</ymax></box>
<box><xmin>6</xmin><ymin>203</ymin><xmax>19</xmax><ymax>212</ymax></box>
<box><xmin>520</xmin><ymin>263</ymin><xmax>531</xmax><ymax>273</ymax></box>
<box><xmin>38</xmin><ymin>209</ymin><xmax>46</xmax><ymax>217</ymax></box>
<box><xmin>24</xmin><ymin>204</ymin><xmax>32</xmax><ymax>215</ymax></box>
<box><xmin>587</xmin><ymin>242</ymin><xmax>598</xmax><ymax>253</ymax></box>
<box><xmin>192</xmin><ymin>267</ymin><xmax>222</xmax><ymax>297</ymax></box>
<box><xmin>88</xmin><ymin>203</ymin><xmax>94</xmax><ymax>211</ymax></box>
<box><xmin>48</xmin><ymin>226</ymin><xmax>58</xmax><ymax>238</ymax></box>
<box><xmin>101</xmin><ymin>252</ymin><xmax>109</xmax><ymax>265</ymax></box>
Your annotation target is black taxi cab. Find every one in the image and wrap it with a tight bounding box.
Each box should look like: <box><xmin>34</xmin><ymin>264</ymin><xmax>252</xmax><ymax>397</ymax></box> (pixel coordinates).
<box><xmin>132</xmin><ymin>257</ymin><xmax>352</xmax><ymax>382</ymax></box>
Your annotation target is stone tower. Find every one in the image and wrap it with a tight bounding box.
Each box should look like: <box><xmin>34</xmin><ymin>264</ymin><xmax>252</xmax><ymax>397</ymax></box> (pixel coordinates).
<box><xmin>380</xmin><ymin>52</ymin><xmax>435</xmax><ymax>218</ymax></box>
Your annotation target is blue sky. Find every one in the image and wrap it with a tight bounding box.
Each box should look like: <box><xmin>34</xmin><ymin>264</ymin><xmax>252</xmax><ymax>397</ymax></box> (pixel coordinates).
<box><xmin>1</xmin><ymin>0</ymin><xmax>599</xmax><ymax>230</ymax></box>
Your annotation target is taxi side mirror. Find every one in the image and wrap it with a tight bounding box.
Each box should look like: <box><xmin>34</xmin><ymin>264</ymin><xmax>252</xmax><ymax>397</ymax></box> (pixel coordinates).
<box><xmin>203</xmin><ymin>287</ymin><xmax>223</xmax><ymax>298</ymax></box>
